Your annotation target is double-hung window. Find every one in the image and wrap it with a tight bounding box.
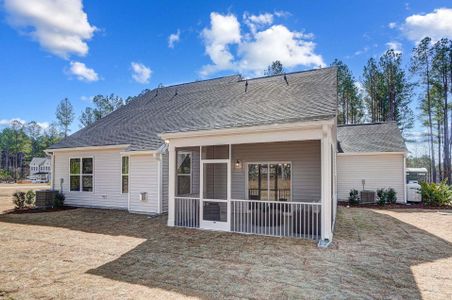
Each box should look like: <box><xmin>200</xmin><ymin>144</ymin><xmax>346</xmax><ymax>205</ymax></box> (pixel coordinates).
<box><xmin>176</xmin><ymin>151</ymin><xmax>191</xmax><ymax>195</ymax></box>
<box><xmin>70</xmin><ymin>158</ymin><xmax>93</xmax><ymax>192</ymax></box>
<box><xmin>122</xmin><ymin>156</ymin><xmax>129</xmax><ymax>193</ymax></box>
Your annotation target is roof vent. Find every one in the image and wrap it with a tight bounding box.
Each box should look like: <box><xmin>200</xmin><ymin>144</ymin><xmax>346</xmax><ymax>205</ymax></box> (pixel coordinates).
<box><xmin>283</xmin><ymin>74</ymin><xmax>289</xmax><ymax>85</ymax></box>
<box><xmin>245</xmin><ymin>80</ymin><xmax>248</xmax><ymax>92</ymax></box>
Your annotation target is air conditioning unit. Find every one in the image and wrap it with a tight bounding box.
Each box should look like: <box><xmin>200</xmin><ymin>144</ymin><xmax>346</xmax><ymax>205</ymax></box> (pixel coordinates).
<box><xmin>360</xmin><ymin>190</ymin><xmax>376</xmax><ymax>204</ymax></box>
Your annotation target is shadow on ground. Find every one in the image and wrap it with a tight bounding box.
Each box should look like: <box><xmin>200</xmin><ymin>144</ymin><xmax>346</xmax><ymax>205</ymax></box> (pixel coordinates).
<box><xmin>0</xmin><ymin>207</ymin><xmax>450</xmax><ymax>299</ymax></box>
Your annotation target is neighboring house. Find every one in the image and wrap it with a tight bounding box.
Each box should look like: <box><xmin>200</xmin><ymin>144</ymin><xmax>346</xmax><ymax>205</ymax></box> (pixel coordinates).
<box><xmin>46</xmin><ymin>67</ymin><xmax>407</xmax><ymax>245</ymax></box>
<box><xmin>29</xmin><ymin>157</ymin><xmax>51</xmax><ymax>182</ymax></box>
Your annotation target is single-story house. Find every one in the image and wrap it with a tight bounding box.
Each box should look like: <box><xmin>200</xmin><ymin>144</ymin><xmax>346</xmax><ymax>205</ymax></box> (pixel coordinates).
<box><xmin>46</xmin><ymin>67</ymin><xmax>407</xmax><ymax>245</ymax></box>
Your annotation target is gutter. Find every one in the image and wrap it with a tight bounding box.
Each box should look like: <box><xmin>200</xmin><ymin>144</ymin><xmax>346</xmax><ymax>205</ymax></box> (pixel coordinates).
<box><xmin>159</xmin><ymin>119</ymin><xmax>335</xmax><ymax>140</ymax></box>
<box><xmin>45</xmin><ymin>144</ymin><xmax>130</xmax><ymax>153</ymax></box>
<box><xmin>337</xmin><ymin>151</ymin><xmax>406</xmax><ymax>156</ymax></box>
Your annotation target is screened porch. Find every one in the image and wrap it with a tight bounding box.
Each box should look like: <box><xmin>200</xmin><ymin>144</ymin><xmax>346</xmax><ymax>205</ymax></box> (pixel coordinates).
<box><xmin>172</xmin><ymin>141</ymin><xmax>323</xmax><ymax>239</ymax></box>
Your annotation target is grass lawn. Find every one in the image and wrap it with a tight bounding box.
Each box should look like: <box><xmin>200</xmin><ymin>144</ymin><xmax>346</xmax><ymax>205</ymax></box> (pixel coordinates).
<box><xmin>0</xmin><ymin>186</ymin><xmax>451</xmax><ymax>299</ymax></box>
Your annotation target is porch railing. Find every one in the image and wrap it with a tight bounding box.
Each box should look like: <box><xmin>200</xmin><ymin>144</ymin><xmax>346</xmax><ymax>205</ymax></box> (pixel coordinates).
<box><xmin>175</xmin><ymin>197</ymin><xmax>200</xmax><ymax>228</ymax></box>
<box><xmin>248</xmin><ymin>188</ymin><xmax>291</xmax><ymax>201</ymax></box>
<box><xmin>231</xmin><ymin>199</ymin><xmax>321</xmax><ymax>240</ymax></box>
<box><xmin>174</xmin><ymin>197</ymin><xmax>321</xmax><ymax>240</ymax></box>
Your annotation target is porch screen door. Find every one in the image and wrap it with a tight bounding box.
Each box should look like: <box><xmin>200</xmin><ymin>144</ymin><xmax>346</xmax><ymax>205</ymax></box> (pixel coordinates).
<box><xmin>200</xmin><ymin>159</ymin><xmax>230</xmax><ymax>231</ymax></box>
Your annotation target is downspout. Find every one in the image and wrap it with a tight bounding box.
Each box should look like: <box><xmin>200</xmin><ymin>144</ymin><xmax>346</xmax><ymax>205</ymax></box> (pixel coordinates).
<box><xmin>403</xmin><ymin>153</ymin><xmax>407</xmax><ymax>204</ymax></box>
<box><xmin>51</xmin><ymin>152</ymin><xmax>55</xmax><ymax>190</ymax></box>
<box><xmin>156</xmin><ymin>152</ymin><xmax>162</xmax><ymax>214</ymax></box>
<box><xmin>127</xmin><ymin>155</ymin><xmax>131</xmax><ymax>212</ymax></box>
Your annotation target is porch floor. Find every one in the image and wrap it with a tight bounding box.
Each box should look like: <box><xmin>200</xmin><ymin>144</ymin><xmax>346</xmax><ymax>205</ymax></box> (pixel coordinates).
<box><xmin>0</xmin><ymin>201</ymin><xmax>451</xmax><ymax>298</ymax></box>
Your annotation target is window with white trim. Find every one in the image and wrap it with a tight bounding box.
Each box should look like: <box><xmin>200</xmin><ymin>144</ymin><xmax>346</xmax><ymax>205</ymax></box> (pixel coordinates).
<box><xmin>70</xmin><ymin>158</ymin><xmax>93</xmax><ymax>192</ymax></box>
<box><xmin>122</xmin><ymin>156</ymin><xmax>129</xmax><ymax>193</ymax></box>
<box><xmin>247</xmin><ymin>162</ymin><xmax>292</xmax><ymax>201</ymax></box>
<box><xmin>176</xmin><ymin>151</ymin><xmax>191</xmax><ymax>195</ymax></box>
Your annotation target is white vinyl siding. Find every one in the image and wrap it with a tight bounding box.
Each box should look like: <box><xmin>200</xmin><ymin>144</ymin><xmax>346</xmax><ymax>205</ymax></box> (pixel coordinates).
<box><xmin>53</xmin><ymin>149</ymin><xmax>128</xmax><ymax>209</ymax></box>
<box><xmin>337</xmin><ymin>154</ymin><xmax>405</xmax><ymax>203</ymax></box>
<box><xmin>129</xmin><ymin>154</ymin><xmax>160</xmax><ymax>214</ymax></box>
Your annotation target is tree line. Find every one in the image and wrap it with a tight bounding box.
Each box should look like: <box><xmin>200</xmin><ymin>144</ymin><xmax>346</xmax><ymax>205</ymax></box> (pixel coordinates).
<box><xmin>333</xmin><ymin>50</ymin><xmax>413</xmax><ymax>130</ymax></box>
<box><xmin>332</xmin><ymin>37</ymin><xmax>452</xmax><ymax>183</ymax></box>
<box><xmin>0</xmin><ymin>93</ymin><xmax>139</xmax><ymax>179</ymax></box>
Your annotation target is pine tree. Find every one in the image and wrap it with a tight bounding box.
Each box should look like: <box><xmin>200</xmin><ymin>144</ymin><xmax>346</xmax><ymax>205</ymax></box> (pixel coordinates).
<box><xmin>56</xmin><ymin>98</ymin><xmax>74</xmax><ymax>138</ymax></box>
<box><xmin>379</xmin><ymin>49</ymin><xmax>413</xmax><ymax>130</ymax></box>
<box><xmin>331</xmin><ymin>59</ymin><xmax>363</xmax><ymax>124</ymax></box>
<box><xmin>264</xmin><ymin>61</ymin><xmax>284</xmax><ymax>76</ymax></box>
<box><xmin>431</xmin><ymin>38</ymin><xmax>451</xmax><ymax>183</ymax></box>
<box><xmin>79</xmin><ymin>94</ymin><xmax>125</xmax><ymax>128</ymax></box>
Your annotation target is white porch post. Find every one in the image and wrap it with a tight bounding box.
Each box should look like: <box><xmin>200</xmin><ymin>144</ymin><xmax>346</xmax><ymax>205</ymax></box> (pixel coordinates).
<box><xmin>167</xmin><ymin>143</ymin><xmax>176</xmax><ymax>226</ymax></box>
<box><xmin>320</xmin><ymin>124</ymin><xmax>333</xmax><ymax>243</ymax></box>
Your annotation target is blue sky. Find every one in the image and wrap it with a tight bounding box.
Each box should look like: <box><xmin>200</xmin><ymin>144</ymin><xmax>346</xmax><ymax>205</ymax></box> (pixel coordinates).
<box><xmin>1</xmin><ymin>0</ymin><xmax>452</xmax><ymax>149</ymax></box>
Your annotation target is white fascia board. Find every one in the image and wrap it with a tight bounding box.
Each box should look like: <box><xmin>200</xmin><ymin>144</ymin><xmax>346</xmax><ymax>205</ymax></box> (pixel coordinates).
<box><xmin>159</xmin><ymin>119</ymin><xmax>335</xmax><ymax>140</ymax></box>
<box><xmin>121</xmin><ymin>144</ymin><xmax>168</xmax><ymax>157</ymax></box>
<box><xmin>45</xmin><ymin>144</ymin><xmax>130</xmax><ymax>154</ymax></box>
<box><xmin>337</xmin><ymin>151</ymin><xmax>406</xmax><ymax>156</ymax></box>
<box><xmin>120</xmin><ymin>150</ymin><xmax>158</xmax><ymax>156</ymax></box>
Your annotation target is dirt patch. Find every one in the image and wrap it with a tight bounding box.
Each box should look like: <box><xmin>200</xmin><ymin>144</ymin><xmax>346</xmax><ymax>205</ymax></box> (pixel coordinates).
<box><xmin>0</xmin><ymin>202</ymin><xmax>450</xmax><ymax>299</ymax></box>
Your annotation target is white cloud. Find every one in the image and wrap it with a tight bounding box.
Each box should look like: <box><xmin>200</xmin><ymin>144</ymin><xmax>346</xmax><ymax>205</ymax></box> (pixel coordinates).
<box><xmin>354</xmin><ymin>46</ymin><xmax>369</xmax><ymax>56</ymax></box>
<box><xmin>388</xmin><ymin>22</ymin><xmax>397</xmax><ymax>29</ymax></box>
<box><xmin>37</xmin><ymin>122</ymin><xmax>50</xmax><ymax>129</ymax></box>
<box><xmin>168</xmin><ymin>29</ymin><xmax>181</xmax><ymax>48</ymax></box>
<box><xmin>4</xmin><ymin>0</ymin><xmax>96</xmax><ymax>58</ymax></box>
<box><xmin>0</xmin><ymin>118</ymin><xmax>49</xmax><ymax>129</ymax></box>
<box><xmin>80</xmin><ymin>95</ymin><xmax>94</xmax><ymax>102</ymax></box>
<box><xmin>386</xmin><ymin>41</ymin><xmax>403</xmax><ymax>54</ymax></box>
<box><xmin>131</xmin><ymin>62</ymin><xmax>152</xmax><ymax>84</ymax></box>
<box><xmin>200</xmin><ymin>12</ymin><xmax>324</xmax><ymax>76</ymax></box>
<box><xmin>238</xmin><ymin>25</ymin><xmax>324</xmax><ymax>73</ymax></box>
<box><xmin>243</xmin><ymin>12</ymin><xmax>273</xmax><ymax>34</ymax></box>
<box><xmin>201</xmin><ymin>12</ymin><xmax>241</xmax><ymax>75</ymax></box>
<box><xmin>402</xmin><ymin>8</ymin><xmax>452</xmax><ymax>43</ymax></box>
<box><xmin>0</xmin><ymin>118</ymin><xmax>26</xmax><ymax>126</ymax></box>
<box><xmin>68</xmin><ymin>61</ymin><xmax>99</xmax><ymax>82</ymax></box>
<box><xmin>274</xmin><ymin>10</ymin><xmax>291</xmax><ymax>18</ymax></box>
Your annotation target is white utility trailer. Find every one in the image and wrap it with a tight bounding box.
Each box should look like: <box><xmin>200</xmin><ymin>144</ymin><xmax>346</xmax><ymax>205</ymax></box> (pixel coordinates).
<box><xmin>406</xmin><ymin>167</ymin><xmax>428</xmax><ymax>202</ymax></box>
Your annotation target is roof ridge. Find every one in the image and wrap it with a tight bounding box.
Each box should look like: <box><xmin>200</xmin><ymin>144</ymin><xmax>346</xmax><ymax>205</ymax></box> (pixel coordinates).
<box><xmin>240</xmin><ymin>66</ymin><xmax>337</xmax><ymax>82</ymax></box>
<box><xmin>337</xmin><ymin>121</ymin><xmax>397</xmax><ymax>127</ymax></box>
<box><xmin>152</xmin><ymin>74</ymin><xmax>241</xmax><ymax>90</ymax></box>
<box><xmin>147</xmin><ymin>67</ymin><xmax>335</xmax><ymax>91</ymax></box>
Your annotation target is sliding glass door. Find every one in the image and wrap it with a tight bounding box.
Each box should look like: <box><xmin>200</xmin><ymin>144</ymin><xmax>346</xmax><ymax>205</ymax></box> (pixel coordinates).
<box><xmin>247</xmin><ymin>162</ymin><xmax>292</xmax><ymax>201</ymax></box>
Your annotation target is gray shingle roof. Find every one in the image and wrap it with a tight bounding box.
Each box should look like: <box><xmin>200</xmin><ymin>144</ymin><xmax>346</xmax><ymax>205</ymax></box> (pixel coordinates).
<box><xmin>30</xmin><ymin>157</ymin><xmax>48</xmax><ymax>166</ymax></box>
<box><xmin>337</xmin><ymin>122</ymin><xmax>407</xmax><ymax>153</ymax></box>
<box><xmin>49</xmin><ymin>67</ymin><xmax>338</xmax><ymax>151</ymax></box>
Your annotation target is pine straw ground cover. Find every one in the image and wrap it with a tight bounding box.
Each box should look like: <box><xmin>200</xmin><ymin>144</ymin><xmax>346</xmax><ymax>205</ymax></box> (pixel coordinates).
<box><xmin>0</xmin><ymin>196</ymin><xmax>451</xmax><ymax>299</ymax></box>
